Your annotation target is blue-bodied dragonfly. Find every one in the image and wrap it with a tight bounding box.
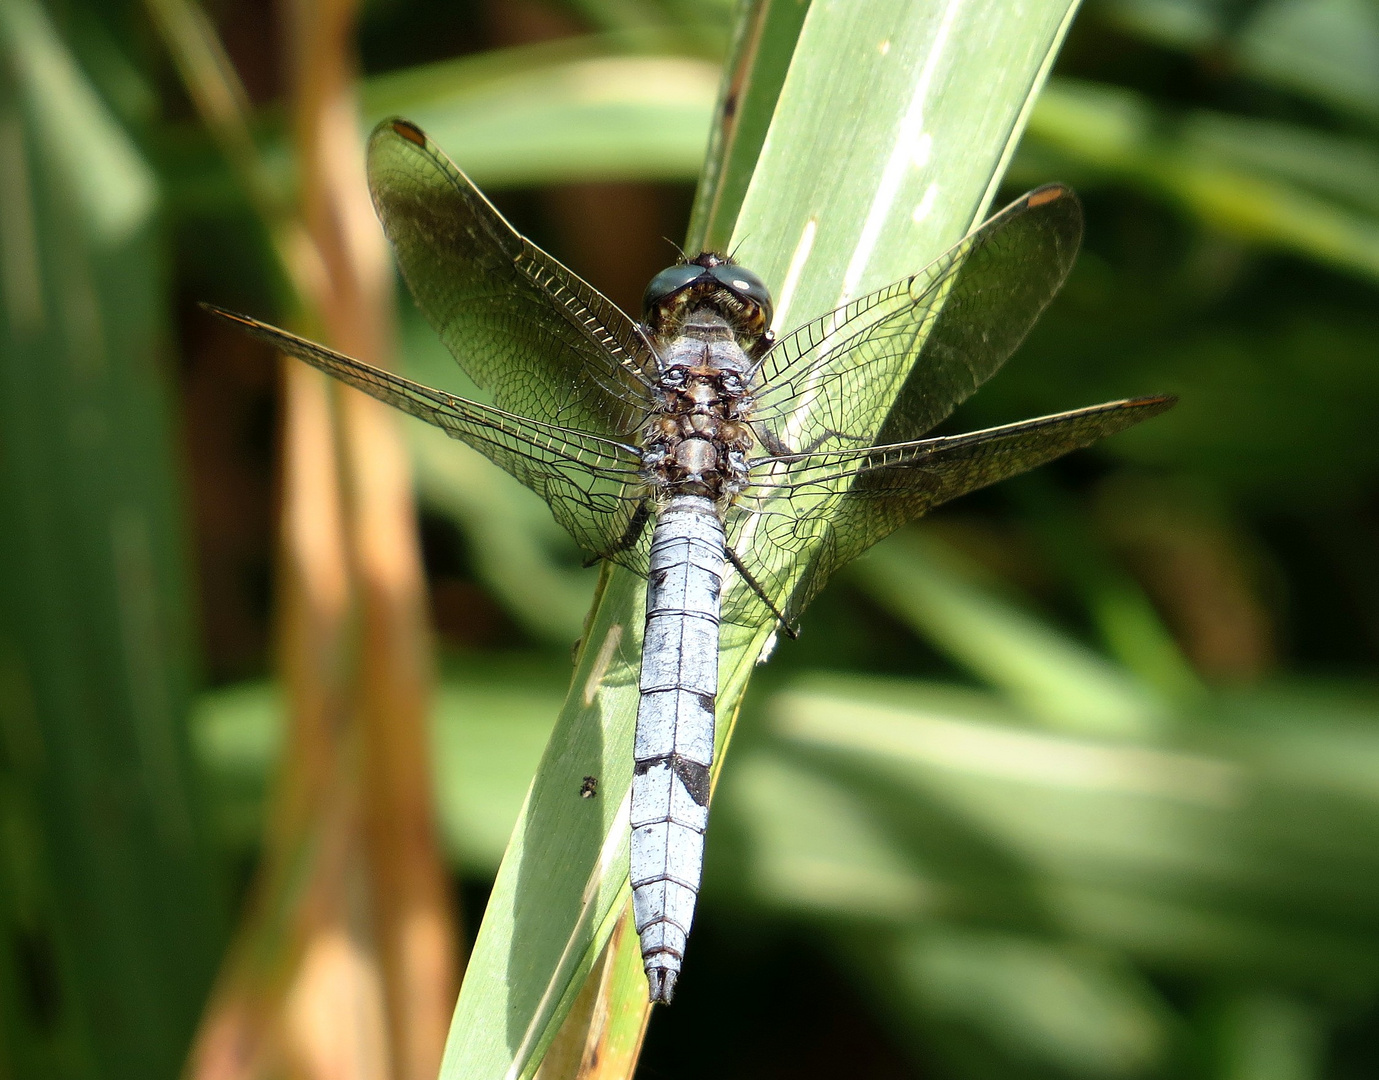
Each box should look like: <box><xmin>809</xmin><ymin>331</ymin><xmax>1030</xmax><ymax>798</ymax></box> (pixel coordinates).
<box><xmin>207</xmin><ymin>118</ymin><xmax>1174</xmax><ymax>1004</ymax></box>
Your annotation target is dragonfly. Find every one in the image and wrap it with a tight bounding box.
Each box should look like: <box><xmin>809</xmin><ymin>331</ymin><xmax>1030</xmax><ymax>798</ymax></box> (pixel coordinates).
<box><xmin>207</xmin><ymin>117</ymin><xmax>1174</xmax><ymax>1005</ymax></box>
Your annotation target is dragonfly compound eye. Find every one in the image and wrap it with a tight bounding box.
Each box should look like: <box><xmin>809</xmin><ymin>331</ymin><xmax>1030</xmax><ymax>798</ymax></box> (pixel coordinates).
<box><xmin>643</xmin><ymin>264</ymin><xmax>706</xmax><ymax>315</ymax></box>
<box><xmin>709</xmin><ymin>263</ymin><xmax>774</xmax><ymax>325</ymax></box>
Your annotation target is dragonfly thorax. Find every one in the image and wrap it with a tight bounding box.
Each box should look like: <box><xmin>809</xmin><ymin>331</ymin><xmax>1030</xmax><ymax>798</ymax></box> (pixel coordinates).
<box><xmin>641</xmin><ymin>313</ymin><xmax>756</xmax><ymax>503</ymax></box>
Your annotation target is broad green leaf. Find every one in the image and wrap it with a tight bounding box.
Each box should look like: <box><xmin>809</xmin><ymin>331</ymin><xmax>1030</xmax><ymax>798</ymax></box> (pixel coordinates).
<box><xmin>436</xmin><ymin>2</ymin><xmax>1084</xmax><ymax>1078</ymax></box>
<box><xmin>1208</xmin><ymin>990</ymin><xmax>1324</xmax><ymax>1080</ymax></box>
<box><xmin>1102</xmin><ymin>0</ymin><xmax>1379</xmax><ymax>125</ymax></box>
<box><xmin>720</xmin><ymin>673</ymin><xmax>1379</xmax><ymax>981</ymax></box>
<box><xmin>562</xmin><ymin>0</ymin><xmax>734</xmax><ymax>38</ymax></box>
<box><xmin>365</xmin><ymin>51</ymin><xmax>720</xmax><ymax>189</ymax></box>
<box><xmin>845</xmin><ymin>928</ymin><xmax>1174</xmax><ymax>1080</ymax></box>
<box><xmin>1024</xmin><ymin>79</ymin><xmax>1379</xmax><ymax>283</ymax></box>
<box><xmin>851</xmin><ymin>532</ymin><xmax>1173</xmax><ymax>737</ymax></box>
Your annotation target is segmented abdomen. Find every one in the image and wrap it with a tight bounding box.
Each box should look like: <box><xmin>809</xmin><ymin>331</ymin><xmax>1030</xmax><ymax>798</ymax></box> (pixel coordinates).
<box><xmin>630</xmin><ymin>495</ymin><xmax>723</xmax><ymax>1004</ymax></box>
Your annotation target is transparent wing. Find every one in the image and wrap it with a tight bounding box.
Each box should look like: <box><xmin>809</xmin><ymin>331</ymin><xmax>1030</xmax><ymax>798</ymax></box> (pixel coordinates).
<box><xmin>723</xmin><ymin>396</ymin><xmax>1175</xmax><ymax>626</ymax></box>
<box><xmin>750</xmin><ymin>185</ymin><xmax>1083</xmax><ymax>457</ymax></box>
<box><xmin>367</xmin><ymin>118</ymin><xmax>655</xmax><ymax>439</ymax></box>
<box><xmin>205</xmin><ymin>306</ymin><xmax>650</xmax><ymax>563</ymax></box>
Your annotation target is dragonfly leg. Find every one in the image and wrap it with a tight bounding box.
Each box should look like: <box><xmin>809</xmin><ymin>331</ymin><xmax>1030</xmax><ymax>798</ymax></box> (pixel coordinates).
<box><xmin>582</xmin><ymin>501</ymin><xmax>653</xmax><ymax>568</ymax></box>
<box><xmin>752</xmin><ymin>423</ymin><xmax>795</xmax><ymax>457</ymax></box>
<box><xmin>635</xmin><ymin>322</ymin><xmax>669</xmax><ymax>375</ymax></box>
<box><xmin>724</xmin><ymin>545</ymin><xmax>799</xmax><ymax>639</ymax></box>
<box><xmin>753</xmin><ymin>422</ymin><xmax>861</xmax><ymax>458</ymax></box>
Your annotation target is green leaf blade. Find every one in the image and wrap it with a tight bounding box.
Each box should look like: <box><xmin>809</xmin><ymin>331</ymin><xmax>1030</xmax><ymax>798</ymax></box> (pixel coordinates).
<box><xmin>437</xmin><ymin>2</ymin><xmax>1084</xmax><ymax>1076</ymax></box>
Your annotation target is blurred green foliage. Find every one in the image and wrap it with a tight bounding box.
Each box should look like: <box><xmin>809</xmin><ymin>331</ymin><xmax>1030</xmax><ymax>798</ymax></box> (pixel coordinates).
<box><xmin>0</xmin><ymin>1</ymin><xmax>224</xmax><ymax>1078</ymax></box>
<box><xmin>4</xmin><ymin>0</ymin><xmax>1379</xmax><ymax>1078</ymax></box>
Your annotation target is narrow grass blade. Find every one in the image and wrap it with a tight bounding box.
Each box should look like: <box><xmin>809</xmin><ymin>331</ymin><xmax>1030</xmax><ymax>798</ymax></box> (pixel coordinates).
<box><xmin>686</xmin><ymin>0</ymin><xmax>811</xmax><ymax>253</ymax></box>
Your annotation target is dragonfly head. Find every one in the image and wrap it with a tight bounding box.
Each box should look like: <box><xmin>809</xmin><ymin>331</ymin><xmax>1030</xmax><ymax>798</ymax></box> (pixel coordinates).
<box><xmin>643</xmin><ymin>253</ymin><xmax>773</xmax><ymax>348</ymax></box>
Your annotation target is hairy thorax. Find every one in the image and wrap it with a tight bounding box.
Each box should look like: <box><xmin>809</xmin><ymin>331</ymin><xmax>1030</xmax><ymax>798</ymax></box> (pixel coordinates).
<box><xmin>641</xmin><ymin>311</ymin><xmax>757</xmax><ymax>505</ymax></box>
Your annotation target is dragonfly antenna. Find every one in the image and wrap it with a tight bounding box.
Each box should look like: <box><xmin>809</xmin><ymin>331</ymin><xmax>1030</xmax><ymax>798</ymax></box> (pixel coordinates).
<box><xmin>726</xmin><ymin>235</ymin><xmax>751</xmax><ymax>263</ymax></box>
<box><xmin>662</xmin><ymin>236</ymin><xmax>689</xmax><ymax>262</ymax></box>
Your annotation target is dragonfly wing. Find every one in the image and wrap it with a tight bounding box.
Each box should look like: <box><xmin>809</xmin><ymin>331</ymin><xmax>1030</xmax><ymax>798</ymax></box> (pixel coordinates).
<box><xmin>751</xmin><ymin>185</ymin><xmax>1083</xmax><ymax>456</ymax></box>
<box><xmin>724</xmin><ymin>396</ymin><xmax>1175</xmax><ymax>626</ymax></box>
<box><xmin>206</xmin><ymin>306</ymin><xmax>649</xmax><ymax>563</ymax></box>
<box><xmin>367</xmin><ymin>118</ymin><xmax>655</xmax><ymax>439</ymax></box>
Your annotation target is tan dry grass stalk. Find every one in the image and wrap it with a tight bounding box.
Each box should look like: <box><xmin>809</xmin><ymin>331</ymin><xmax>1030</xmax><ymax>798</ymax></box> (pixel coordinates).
<box><xmin>160</xmin><ymin>0</ymin><xmax>461</xmax><ymax>1075</ymax></box>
